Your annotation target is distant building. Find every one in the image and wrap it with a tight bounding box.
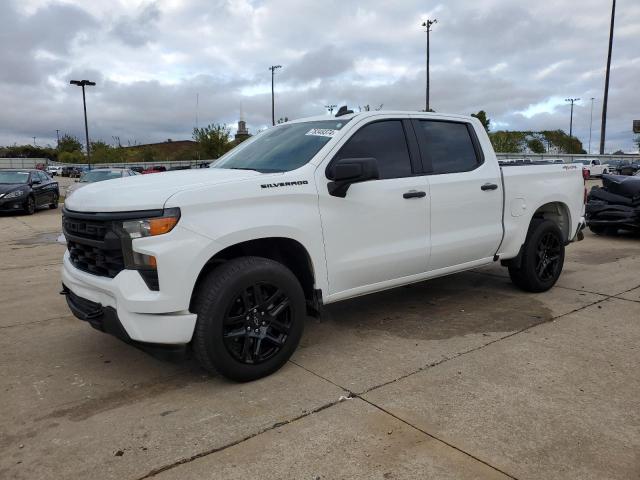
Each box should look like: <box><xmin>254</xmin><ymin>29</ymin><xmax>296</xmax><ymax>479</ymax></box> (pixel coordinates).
<box><xmin>235</xmin><ymin>118</ymin><xmax>250</xmax><ymax>143</ymax></box>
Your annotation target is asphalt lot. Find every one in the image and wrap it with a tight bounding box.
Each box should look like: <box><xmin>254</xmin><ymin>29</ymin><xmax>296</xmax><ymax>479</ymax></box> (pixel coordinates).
<box><xmin>1</xmin><ymin>181</ymin><xmax>639</xmax><ymax>479</ymax></box>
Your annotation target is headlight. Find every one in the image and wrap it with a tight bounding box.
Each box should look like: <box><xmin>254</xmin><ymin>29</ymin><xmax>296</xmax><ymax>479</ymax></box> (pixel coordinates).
<box><xmin>121</xmin><ymin>208</ymin><xmax>181</xmax><ymax>239</ymax></box>
<box><xmin>4</xmin><ymin>189</ymin><xmax>25</xmax><ymax>199</ymax></box>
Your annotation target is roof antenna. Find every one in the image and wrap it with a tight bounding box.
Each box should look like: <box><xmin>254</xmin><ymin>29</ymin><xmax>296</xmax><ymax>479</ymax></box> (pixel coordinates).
<box><xmin>335</xmin><ymin>105</ymin><xmax>354</xmax><ymax>117</ymax></box>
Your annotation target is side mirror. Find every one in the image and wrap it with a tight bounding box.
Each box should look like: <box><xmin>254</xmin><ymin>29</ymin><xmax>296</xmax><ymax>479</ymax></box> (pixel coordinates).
<box><xmin>31</xmin><ymin>179</ymin><xmax>41</xmax><ymax>185</ymax></box>
<box><xmin>326</xmin><ymin>157</ymin><xmax>379</xmax><ymax>197</ymax></box>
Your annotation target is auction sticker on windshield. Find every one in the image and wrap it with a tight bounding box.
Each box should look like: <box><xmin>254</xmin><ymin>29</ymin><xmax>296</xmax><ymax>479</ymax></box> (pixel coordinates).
<box><xmin>306</xmin><ymin>128</ymin><xmax>337</xmax><ymax>138</ymax></box>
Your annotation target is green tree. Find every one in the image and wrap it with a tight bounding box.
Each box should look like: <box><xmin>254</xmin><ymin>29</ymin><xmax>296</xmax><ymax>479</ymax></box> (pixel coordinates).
<box><xmin>471</xmin><ymin>110</ymin><xmax>491</xmax><ymax>132</ymax></box>
<box><xmin>489</xmin><ymin>131</ymin><xmax>526</xmax><ymax>153</ymax></box>
<box><xmin>58</xmin><ymin>151</ymin><xmax>85</xmax><ymax>164</ymax></box>
<box><xmin>527</xmin><ymin>138</ymin><xmax>545</xmax><ymax>154</ymax></box>
<box><xmin>90</xmin><ymin>141</ymin><xmax>117</xmax><ymax>164</ymax></box>
<box><xmin>193</xmin><ymin>123</ymin><xmax>232</xmax><ymax>159</ymax></box>
<box><xmin>58</xmin><ymin>134</ymin><xmax>82</xmax><ymax>153</ymax></box>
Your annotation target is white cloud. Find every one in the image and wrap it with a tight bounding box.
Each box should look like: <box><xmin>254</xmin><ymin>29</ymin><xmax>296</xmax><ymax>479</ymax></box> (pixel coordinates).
<box><xmin>0</xmin><ymin>0</ymin><xmax>638</xmax><ymax>153</ymax></box>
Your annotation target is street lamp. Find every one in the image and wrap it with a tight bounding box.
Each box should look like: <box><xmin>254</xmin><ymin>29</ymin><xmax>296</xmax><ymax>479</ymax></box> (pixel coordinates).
<box><xmin>565</xmin><ymin>98</ymin><xmax>580</xmax><ymax>153</ymax></box>
<box><xmin>325</xmin><ymin>104</ymin><xmax>337</xmax><ymax>115</ymax></box>
<box><xmin>588</xmin><ymin>98</ymin><xmax>596</xmax><ymax>154</ymax></box>
<box><xmin>421</xmin><ymin>19</ymin><xmax>437</xmax><ymax>112</ymax></box>
<box><xmin>600</xmin><ymin>0</ymin><xmax>616</xmax><ymax>155</ymax></box>
<box><xmin>69</xmin><ymin>79</ymin><xmax>96</xmax><ymax>166</ymax></box>
<box><xmin>268</xmin><ymin>65</ymin><xmax>282</xmax><ymax>126</ymax></box>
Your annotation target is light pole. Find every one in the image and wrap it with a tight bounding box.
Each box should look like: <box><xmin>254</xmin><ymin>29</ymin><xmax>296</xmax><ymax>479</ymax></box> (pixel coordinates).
<box><xmin>600</xmin><ymin>0</ymin><xmax>616</xmax><ymax>155</ymax></box>
<box><xmin>588</xmin><ymin>98</ymin><xmax>595</xmax><ymax>154</ymax></box>
<box><xmin>565</xmin><ymin>98</ymin><xmax>580</xmax><ymax>153</ymax></box>
<box><xmin>32</xmin><ymin>136</ymin><xmax>36</xmax><ymax>146</ymax></box>
<box><xmin>269</xmin><ymin>65</ymin><xmax>282</xmax><ymax>126</ymax></box>
<box><xmin>421</xmin><ymin>19</ymin><xmax>437</xmax><ymax>112</ymax></box>
<box><xmin>56</xmin><ymin>129</ymin><xmax>60</xmax><ymax>148</ymax></box>
<box><xmin>325</xmin><ymin>104</ymin><xmax>337</xmax><ymax>115</ymax></box>
<box><xmin>70</xmin><ymin>79</ymin><xmax>96</xmax><ymax>167</ymax></box>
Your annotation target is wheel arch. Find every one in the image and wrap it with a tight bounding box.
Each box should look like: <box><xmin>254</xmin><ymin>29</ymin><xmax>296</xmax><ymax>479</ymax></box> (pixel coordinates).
<box><xmin>189</xmin><ymin>237</ymin><xmax>321</xmax><ymax>316</ymax></box>
<box><xmin>531</xmin><ymin>201</ymin><xmax>572</xmax><ymax>242</ymax></box>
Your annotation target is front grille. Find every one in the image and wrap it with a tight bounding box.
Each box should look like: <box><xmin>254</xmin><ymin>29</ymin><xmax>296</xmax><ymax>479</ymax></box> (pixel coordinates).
<box><xmin>66</xmin><ymin>238</ymin><xmax>125</xmax><ymax>277</ymax></box>
<box><xmin>63</xmin><ymin>211</ymin><xmax>125</xmax><ymax>278</ymax></box>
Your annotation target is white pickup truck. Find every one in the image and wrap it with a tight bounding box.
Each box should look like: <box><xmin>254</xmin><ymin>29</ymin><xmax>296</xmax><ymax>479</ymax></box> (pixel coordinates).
<box><xmin>61</xmin><ymin>110</ymin><xmax>586</xmax><ymax>381</ymax></box>
<box><xmin>573</xmin><ymin>159</ymin><xmax>611</xmax><ymax>178</ymax></box>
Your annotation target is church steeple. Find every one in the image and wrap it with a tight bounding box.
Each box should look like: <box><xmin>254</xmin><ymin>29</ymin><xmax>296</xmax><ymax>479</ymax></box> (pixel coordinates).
<box><xmin>235</xmin><ymin>104</ymin><xmax>250</xmax><ymax>142</ymax></box>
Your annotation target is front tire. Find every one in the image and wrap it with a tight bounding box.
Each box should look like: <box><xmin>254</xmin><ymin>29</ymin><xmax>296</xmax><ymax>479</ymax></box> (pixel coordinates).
<box><xmin>49</xmin><ymin>193</ymin><xmax>59</xmax><ymax>209</ymax></box>
<box><xmin>24</xmin><ymin>196</ymin><xmax>35</xmax><ymax>215</ymax></box>
<box><xmin>192</xmin><ymin>256</ymin><xmax>305</xmax><ymax>382</ymax></box>
<box><xmin>508</xmin><ymin>219</ymin><xmax>565</xmax><ymax>293</ymax></box>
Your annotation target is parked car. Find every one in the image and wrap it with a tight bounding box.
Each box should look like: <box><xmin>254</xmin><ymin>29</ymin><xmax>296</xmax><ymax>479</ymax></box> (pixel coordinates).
<box><xmin>130</xmin><ymin>166</ymin><xmax>144</xmax><ymax>174</ymax></box>
<box><xmin>61</xmin><ymin>110</ymin><xmax>586</xmax><ymax>381</ymax></box>
<box><xmin>69</xmin><ymin>166</ymin><xmax>90</xmax><ymax>178</ymax></box>
<box><xmin>616</xmin><ymin>162</ymin><xmax>640</xmax><ymax>176</ymax></box>
<box><xmin>46</xmin><ymin>165</ymin><xmax>62</xmax><ymax>176</ymax></box>
<box><xmin>60</xmin><ymin>166</ymin><xmax>74</xmax><ymax>177</ymax></box>
<box><xmin>142</xmin><ymin>166</ymin><xmax>167</xmax><ymax>174</ymax></box>
<box><xmin>66</xmin><ymin>168</ymin><xmax>138</xmax><ymax>199</ymax></box>
<box><xmin>571</xmin><ymin>159</ymin><xmax>611</xmax><ymax>179</ymax></box>
<box><xmin>0</xmin><ymin>169</ymin><xmax>59</xmax><ymax>214</ymax></box>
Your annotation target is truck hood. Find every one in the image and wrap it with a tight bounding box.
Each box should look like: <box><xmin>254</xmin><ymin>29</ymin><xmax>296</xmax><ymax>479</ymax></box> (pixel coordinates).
<box><xmin>64</xmin><ymin>168</ymin><xmax>261</xmax><ymax>212</ymax></box>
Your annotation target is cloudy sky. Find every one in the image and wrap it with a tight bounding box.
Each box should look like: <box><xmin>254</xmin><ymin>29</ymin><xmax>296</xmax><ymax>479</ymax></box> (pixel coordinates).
<box><xmin>1</xmin><ymin>0</ymin><xmax>639</xmax><ymax>152</ymax></box>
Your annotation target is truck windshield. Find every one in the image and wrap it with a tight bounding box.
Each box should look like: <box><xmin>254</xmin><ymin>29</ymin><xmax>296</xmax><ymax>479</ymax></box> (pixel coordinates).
<box><xmin>213</xmin><ymin>120</ymin><xmax>349</xmax><ymax>173</ymax></box>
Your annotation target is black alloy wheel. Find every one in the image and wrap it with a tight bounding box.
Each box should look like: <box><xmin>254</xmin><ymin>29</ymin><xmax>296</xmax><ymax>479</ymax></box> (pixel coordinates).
<box><xmin>535</xmin><ymin>232</ymin><xmax>562</xmax><ymax>282</ymax></box>
<box><xmin>508</xmin><ymin>219</ymin><xmax>565</xmax><ymax>293</ymax></box>
<box><xmin>223</xmin><ymin>282</ymin><xmax>292</xmax><ymax>365</ymax></box>
<box><xmin>192</xmin><ymin>256</ymin><xmax>305</xmax><ymax>382</ymax></box>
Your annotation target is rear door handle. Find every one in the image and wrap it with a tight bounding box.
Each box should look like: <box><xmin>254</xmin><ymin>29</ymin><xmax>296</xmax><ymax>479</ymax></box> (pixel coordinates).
<box><xmin>403</xmin><ymin>190</ymin><xmax>426</xmax><ymax>199</ymax></box>
<box><xmin>481</xmin><ymin>183</ymin><xmax>498</xmax><ymax>191</ymax></box>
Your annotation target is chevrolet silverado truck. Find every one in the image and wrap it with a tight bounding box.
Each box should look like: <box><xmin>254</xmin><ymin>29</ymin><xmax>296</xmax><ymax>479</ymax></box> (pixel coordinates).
<box><xmin>61</xmin><ymin>110</ymin><xmax>586</xmax><ymax>381</ymax></box>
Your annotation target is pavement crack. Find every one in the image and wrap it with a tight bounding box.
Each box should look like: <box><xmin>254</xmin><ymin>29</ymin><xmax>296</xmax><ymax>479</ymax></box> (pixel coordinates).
<box><xmin>136</xmin><ymin>392</ymin><xmax>348</xmax><ymax>479</ymax></box>
<box><xmin>0</xmin><ymin>314</ymin><xmax>72</xmax><ymax>330</ymax></box>
<box><xmin>358</xmin><ymin>396</ymin><xmax>520</xmax><ymax>480</ymax></box>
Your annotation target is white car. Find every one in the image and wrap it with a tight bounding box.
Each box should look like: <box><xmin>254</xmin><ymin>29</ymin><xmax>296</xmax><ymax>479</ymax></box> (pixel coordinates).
<box><xmin>46</xmin><ymin>165</ymin><xmax>62</xmax><ymax>176</ymax></box>
<box><xmin>572</xmin><ymin>159</ymin><xmax>611</xmax><ymax>178</ymax></box>
<box><xmin>61</xmin><ymin>110</ymin><xmax>586</xmax><ymax>381</ymax></box>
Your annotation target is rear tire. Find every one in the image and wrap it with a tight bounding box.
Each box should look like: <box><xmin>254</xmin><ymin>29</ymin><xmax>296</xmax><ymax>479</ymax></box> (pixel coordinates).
<box><xmin>508</xmin><ymin>219</ymin><xmax>565</xmax><ymax>293</ymax></box>
<box><xmin>588</xmin><ymin>225</ymin><xmax>606</xmax><ymax>235</ymax></box>
<box><xmin>192</xmin><ymin>256</ymin><xmax>305</xmax><ymax>382</ymax></box>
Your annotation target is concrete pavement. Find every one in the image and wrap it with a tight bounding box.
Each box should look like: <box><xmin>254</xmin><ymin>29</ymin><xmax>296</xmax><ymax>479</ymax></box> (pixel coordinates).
<box><xmin>1</xmin><ymin>207</ymin><xmax>639</xmax><ymax>479</ymax></box>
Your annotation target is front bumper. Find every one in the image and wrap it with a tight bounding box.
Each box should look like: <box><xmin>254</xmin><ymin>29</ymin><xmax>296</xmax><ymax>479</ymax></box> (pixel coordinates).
<box><xmin>0</xmin><ymin>197</ymin><xmax>26</xmax><ymax>211</ymax></box>
<box><xmin>62</xmin><ymin>253</ymin><xmax>198</xmax><ymax>344</ymax></box>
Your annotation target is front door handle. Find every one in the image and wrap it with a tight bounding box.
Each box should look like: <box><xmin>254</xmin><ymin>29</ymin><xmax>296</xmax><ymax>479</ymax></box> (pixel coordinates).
<box><xmin>481</xmin><ymin>183</ymin><xmax>498</xmax><ymax>191</ymax></box>
<box><xmin>403</xmin><ymin>190</ymin><xmax>427</xmax><ymax>199</ymax></box>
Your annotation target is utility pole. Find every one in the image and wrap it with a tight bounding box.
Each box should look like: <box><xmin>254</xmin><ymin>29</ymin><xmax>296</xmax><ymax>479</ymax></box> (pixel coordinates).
<box><xmin>588</xmin><ymin>98</ymin><xmax>595</xmax><ymax>154</ymax></box>
<box><xmin>70</xmin><ymin>79</ymin><xmax>96</xmax><ymax>167</ymax></box>
<box><xmin>269</xmin><ymin>65</ymin><xmax>282</xmax><ymax>126</ymax></box>
<box><xmin>421</xmin><ymin>19</ymin><xmax>437</xmax><ymax>112</ymax></box>
<box><xmin>56</xmin><ymin>129</ymin><xmax>60</xmax><ymax>148</ymax></box>
<box><xmin>325</xmin><ymin>104</ymin><xmax>337</xmax><ymax>115</ymax></box>
<box><xmin>565</xmin><ymin>98</ymin><xmax>580</xmax><ymax>153</ymax></box>
<box><xmin>600</xmin><ymin>0</ymin><xmax>616</xmax><ymax>155</ymax></box>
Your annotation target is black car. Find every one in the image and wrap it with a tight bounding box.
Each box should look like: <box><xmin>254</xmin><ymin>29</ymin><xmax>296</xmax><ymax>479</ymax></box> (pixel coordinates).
<box><xmin>0</xmin><ymin>169</ymin><xmax>60</xmax><ymax>215</ymax></box>
<box><xmin>616</xmin><ymin>163</ymin><xmax>640</xmax><ymax>176</ymax></box>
